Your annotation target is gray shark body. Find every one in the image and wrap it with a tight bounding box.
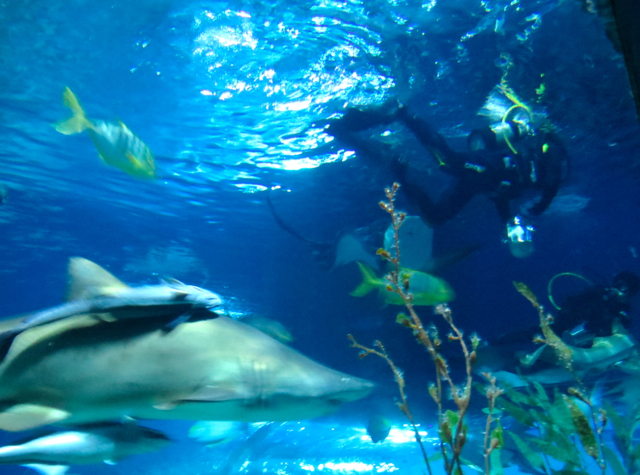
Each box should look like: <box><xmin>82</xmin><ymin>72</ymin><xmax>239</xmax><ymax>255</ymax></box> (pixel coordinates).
<box><xmin>0</xmin><ymin>314</ymin><xmax>373</xmax><ymax>431</ymax></box>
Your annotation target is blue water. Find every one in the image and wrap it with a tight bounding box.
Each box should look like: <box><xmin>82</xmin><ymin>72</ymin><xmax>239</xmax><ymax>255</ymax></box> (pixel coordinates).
<box><xmin>0</xmin><ymin>0</ymin><xmax>639</xmax><ymax>473</ymax></box>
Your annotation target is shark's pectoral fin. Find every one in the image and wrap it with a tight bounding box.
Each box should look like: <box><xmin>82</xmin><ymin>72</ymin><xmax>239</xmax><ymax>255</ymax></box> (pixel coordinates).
<box><xmin>0</xmin><ymin>404</ymin><xmax>70</xmax><ymax>431</ymax></box>
<box><xmin>165</xmin><ymin>312</ymin><xmax>192</xmax><ymax>331</ymax></box>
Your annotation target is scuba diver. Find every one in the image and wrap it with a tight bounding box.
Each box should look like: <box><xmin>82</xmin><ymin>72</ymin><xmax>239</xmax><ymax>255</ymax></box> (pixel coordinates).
<box><xmin>493</xmin><ymin>271</ymin><xmax>640</xmax><ymax>348</ymax></box>
<box><xmin>551</xmin><ymin>270</ymin><xmax>640</xmax><ymax>343</ymax></box>
<box><xmin>326</xmin><ymin>102</ymin><xmax>569</xmax><ymax>258</ymax></box>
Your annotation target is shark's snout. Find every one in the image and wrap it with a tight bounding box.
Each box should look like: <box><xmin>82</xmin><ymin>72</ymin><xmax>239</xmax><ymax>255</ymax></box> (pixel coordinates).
<box><xmin>333</xmin><ymin>376</ymin><xmax>375</xmax><ymax>402</ymax></box>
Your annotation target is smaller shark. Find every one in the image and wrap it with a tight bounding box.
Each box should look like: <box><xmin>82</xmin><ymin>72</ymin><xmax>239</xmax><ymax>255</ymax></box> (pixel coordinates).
<box><xmin>491</xmin><ymin>319</ymin><xmax>639</xmax><ymax>387</ymax></box>
<box><xmin>0</xmin><ymin>420</ymin><xmax>170</xmax><ymax>475</ymax></box>
<box><xmin>522</xmin><ymin>318</ymin><xmax>638</xmax><ymax>374</ymax></box>
<box><xmin>0</xmin><ymin>257</ymin><xmax>223</xmax><ymax>356</ymax></box>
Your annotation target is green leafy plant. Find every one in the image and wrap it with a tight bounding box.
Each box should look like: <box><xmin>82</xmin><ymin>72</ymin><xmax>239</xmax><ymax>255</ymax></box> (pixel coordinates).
<box><xmin>510</xmin><ymin>282</ymin><xmax>640</xmax><ymax>475</ymax></box>
<box><xmin>348</xmin><ymin>185</ymin><xmax>640</xmax><ymax>475</ymax></box>
<box><xmin>348</xmin><ymin>183</ymin><xmax>491</xmax><ymax>475</ymax></box>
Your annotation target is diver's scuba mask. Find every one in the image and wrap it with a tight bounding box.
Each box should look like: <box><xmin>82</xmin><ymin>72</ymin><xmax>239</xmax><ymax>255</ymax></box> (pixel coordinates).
<box><xmin>490</xmin><ymin>120</ymin><xmax>526</xmax><ymax>147</ymax></box>
<box><xmin>505</xmin><ymin>215</ymin><xmax>535</xmax><ymax>258</ymax></box>
<box><xmin>468</xmin><ymin>120</ymin><xmax>529</xmax><ymax>152</ymax></box>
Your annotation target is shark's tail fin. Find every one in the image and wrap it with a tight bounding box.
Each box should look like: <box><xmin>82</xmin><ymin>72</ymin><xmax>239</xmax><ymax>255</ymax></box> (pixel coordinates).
<box><xmin>54</xmin><ymin>87</ymin><xmax>91</xmax><ymax>135</ymax></box>
<box><xmin>350</xmin><ymin>262</ymin><xmax>380</xmax><ymax>297</ymax></box>
<box><xmin>266</xmin><ymin>191</ymin><xmax>334</xmax><ymax>269</ymax></box>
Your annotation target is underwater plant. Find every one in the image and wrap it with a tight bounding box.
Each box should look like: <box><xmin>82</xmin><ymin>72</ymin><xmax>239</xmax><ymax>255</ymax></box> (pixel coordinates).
<box><xmin>349</xmin><ymin>184</ymin><xmax>640</xmax><ymax>475</ymax></box>
<box><xmin>348</xmin><ymin>183</ymin><xmax>499</xmax><ymax>475</ymax></box>
<box><xmin>504</xmin><ymin>282</ymin><xmax>640</xmax><ymax>475</ymax></box>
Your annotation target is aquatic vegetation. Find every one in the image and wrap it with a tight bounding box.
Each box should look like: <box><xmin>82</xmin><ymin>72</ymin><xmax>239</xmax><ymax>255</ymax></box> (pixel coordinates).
<box><xmin>508</xmin><ymin>282</ymin><xmax>640</xmax><ymax>475</ymax></box>
<box><xmin>349</xmin><ymin>183</ymin><xmax>640</xmax><ymax>475</ymax></box>
<box><xmin>348</xmin><ymin>183</ymin><xmax>487</xmax><ymax>475</ymax></box>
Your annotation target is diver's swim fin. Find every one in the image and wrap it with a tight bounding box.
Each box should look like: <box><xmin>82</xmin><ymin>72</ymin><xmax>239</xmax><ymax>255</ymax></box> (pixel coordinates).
<box><xmin>611</xmin><ymin>0</ymin><xmax>640</xmax><ymax>123</ymax></box>
<box><xmin>266</xmin><ymin>191</ymin><xmax>335</xmax><ymax>270</ymax></box>
<box><xmin>425</xmin><ymin>244</ymin><xmax>481</xmax><ymax>275</ymax></box>
<box><xmin>592</xmin><ymin>0</ymin><xmax>640</xmax><ymax>123</ymax></box>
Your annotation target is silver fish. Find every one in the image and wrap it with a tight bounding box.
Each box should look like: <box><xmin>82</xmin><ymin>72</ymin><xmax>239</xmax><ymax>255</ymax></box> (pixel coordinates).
<box><xmin>0</xmin><ymin>257</ymin><xmax>223</xmax><ymax>352</ymax></box>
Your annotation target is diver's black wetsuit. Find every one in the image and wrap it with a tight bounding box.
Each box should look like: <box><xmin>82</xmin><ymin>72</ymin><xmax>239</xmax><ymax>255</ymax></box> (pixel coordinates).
<box><xmin>494</xmin><ymin>277</ymin><xmax>637</xmax><ymax>347</ymax></box>
<box><xmin>328</xmin><ymin>107</ymin><xmax>568</xmax><ymax>226</ymax></box>
<box><xmin>554</xmin><ymin>286</ymin><xmax>633</xmax><ymax>337</ymax></box>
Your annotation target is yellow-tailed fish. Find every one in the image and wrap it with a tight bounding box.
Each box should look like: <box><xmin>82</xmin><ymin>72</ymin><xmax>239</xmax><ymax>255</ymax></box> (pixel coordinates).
<box><xmin>350</xmin><ymin>262</ymin><xmax>455</xmax><ymax>306</ymax></box>
<box><xmin>54</xmin><ymin>87</ymin><xmax>156</xmax><ymax>179</ymax></box>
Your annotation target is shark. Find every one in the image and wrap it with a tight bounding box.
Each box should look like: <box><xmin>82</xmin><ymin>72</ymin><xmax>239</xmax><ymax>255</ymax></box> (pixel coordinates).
<box><xmin>490</xmin><ymin>319</ymin><xmax>639</xmax><ymax>388</ymax></box>
<box><xmin>0</xmin><ymin>261</ymin><xmax>373</xmax><ymax>432</ymax></box>
<box><xmin>0</xmin><ymin>420</ymin><xmax>170</xmax><ymax>474</ymax></box>
<box><xmin>0</xmin><ymin>257</ymin><xmax>223</xmax><ymax>356</ymax></box>
<box><xmin>520</xmin><ymin>317</ymin><xmax>638</xmax><ymax>373</ymax></box>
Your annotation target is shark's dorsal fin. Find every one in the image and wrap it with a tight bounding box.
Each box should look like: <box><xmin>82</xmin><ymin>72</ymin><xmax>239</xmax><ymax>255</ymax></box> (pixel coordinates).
<box><xmin>520</xmin><ymin>344</ymin><xmax>548</xmax><ymax>367</ymax></box>
<box><xmin>66</xmin><ymin>257</ymin><xmax>130</xmax><ymax>301</ymax></box>
<box><xmin>611</xmin><ymin>318</ymin><xmax>629</xmax><ymax>336</ymax></box>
